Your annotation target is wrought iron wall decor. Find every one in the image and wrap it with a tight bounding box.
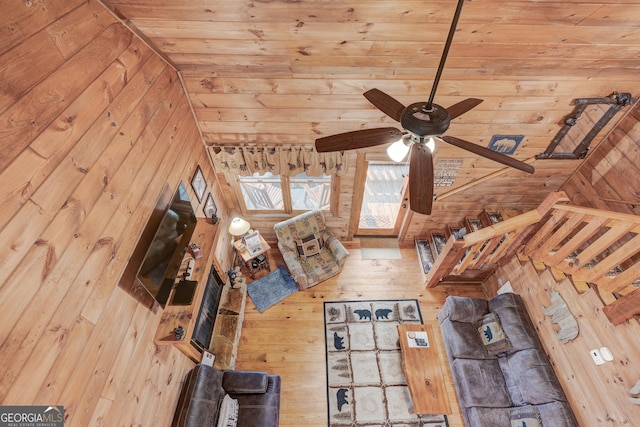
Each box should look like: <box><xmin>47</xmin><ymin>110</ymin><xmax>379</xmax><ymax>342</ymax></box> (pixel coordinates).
<box><xmin>536</xmin><ymin>92</ymin><xmax>636</xmax><ymax>160</ymax></box>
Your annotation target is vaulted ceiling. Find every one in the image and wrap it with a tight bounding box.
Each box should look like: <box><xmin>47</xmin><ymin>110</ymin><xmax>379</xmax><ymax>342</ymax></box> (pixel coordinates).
<box><xmin>102</xmin><ymin>0</ymin><xmax>640</xmax><ymax>211</ymax></box>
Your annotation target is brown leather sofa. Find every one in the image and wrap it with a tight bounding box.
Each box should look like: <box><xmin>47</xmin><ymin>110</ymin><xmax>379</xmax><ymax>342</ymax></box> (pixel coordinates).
<box><xmin>171</xmin><ymin>364</ymin><xmax>281</xmax><ymax>427</ymax></box>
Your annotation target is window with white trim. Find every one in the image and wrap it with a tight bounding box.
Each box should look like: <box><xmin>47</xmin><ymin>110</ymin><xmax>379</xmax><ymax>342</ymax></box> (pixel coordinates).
<box><xmin>238</xmin><ymin>172</ymin><xmax>332</xmax><ymax>213</ymax></box>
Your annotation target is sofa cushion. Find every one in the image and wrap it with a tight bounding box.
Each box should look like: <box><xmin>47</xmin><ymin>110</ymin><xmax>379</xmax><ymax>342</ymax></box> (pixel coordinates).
<box><xmin>274</xmin><ymin>210</ymin><xmax>326</xmax><ymax>246</ymax></box>
<box><xmin>451</xmin><ymin>358</ymin><xmax>512</xmax><ymax>408</ymax></box>
<box><xmin>465</xmin><ymin>403</ymin><xmax>578</xmax><ymax>427</ymax></box>
<box><xmin>489</xmin><ymin>293</ymin><xmax>543</xmax><ymax>352</ymax></box>
<box><xmin>499</xmin><ymin>348</ymin><xmax>567</xmax><ymax>405</ymax></box>
<box><xmin>295</xmin><ymin>233</ymin><xmax>324</xmax><ymax>257</ymax></box>
<box><xmin>438</xmin><ymin>296</ymin><xmax>489</xmax><ymax>324</ymax></box>
<box><xmin>231</xmin><ymin>375</ymin><xmax>281</xmax><ymax>427</ymax></box>
<box><xmin>497</xmin><ymin>355</ymin><xmax>525</xmax><ymax>406</ymax></box>
<box><xmin>537</xmin><ymin>401</ymin><xmax>580</xmax><ymax>427</ymax></box>
<box><xmin>477</xmin><ymin>312</ymin><xmax>512</xmax><ymax>355</ymax></box>
<box><xmin>222</xmin><ymin>371</ymin><xmax>268</xmax><ymax>394</ymax></box>
<box><xmin>171</xmin><ymin>365</ymin><xmax>225</xmax><ymax>427</ymax></box>
<box><xmin>440</xmin><ymin>319</ymin><xmax>496</xmax><ymax>359</ymax></box>
<box><xmin>216</xmin><ymin>395</ymin><xmax>239</xmax><ymax>427</ymax></box>
<box><xmin>465</xmin><ymin>407</ymin><xmax>511</xmax><ymax>426</ymax></box>
<box><xmin>509</xmin><ymin>405</ymin><xmax>542</xmax><ymax>427</ymax></box>
<box><xmin>298</xmin><ymin>248</ymin><xmax>342</xmax><ymax>281</ymax></box>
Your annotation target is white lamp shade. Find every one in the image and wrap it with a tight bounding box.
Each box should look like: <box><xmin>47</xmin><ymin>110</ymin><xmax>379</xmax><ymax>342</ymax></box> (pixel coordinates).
<box><xmin>228</xmin><ymin>217</ymin><xmax>251</xmax><ymax>236</ymax></box>
<box><xmin>425</xmin><ymin>137</ymin><xmax>436</xmax><ymax>153</ymax></box>
<box><xmin>387</xmin><ymin>138</ymin><xmax>410</xmax><ymax>162</ymax></box>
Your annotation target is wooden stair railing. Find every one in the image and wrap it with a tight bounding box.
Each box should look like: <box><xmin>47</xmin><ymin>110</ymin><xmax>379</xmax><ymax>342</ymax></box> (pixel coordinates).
<box><xmin>522</xmin><ymin>203</ymin><xmax>640</xmax><ymax>325</ymax></box>
<box><xmin>425</xmin><ymin>190</ymin><xmax>640</xmax><ymax>325</ymax></box>
<box><xmin>425</xmin><ymin>192</ymin><xmax>570</xmax><ymax>289</ymax></box>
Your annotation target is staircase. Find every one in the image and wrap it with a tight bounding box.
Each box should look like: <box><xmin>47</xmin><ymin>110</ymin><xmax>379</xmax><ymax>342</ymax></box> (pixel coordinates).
<box><xmin>422</xmin><ymin>191</ymin><xmax>640</xmax><ymax>325</ymax></box>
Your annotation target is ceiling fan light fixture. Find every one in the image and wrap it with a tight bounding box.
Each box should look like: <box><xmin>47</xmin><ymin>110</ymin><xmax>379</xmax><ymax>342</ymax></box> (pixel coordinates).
<box><xmin>425</xmin><ymin>137</ymin><xmax>436</xmax><ymax>153</ymax></box>
<box><xmin>387</xmin><ymin>137</ymin><xmax>411</xmax><ymax>162</ymax></box>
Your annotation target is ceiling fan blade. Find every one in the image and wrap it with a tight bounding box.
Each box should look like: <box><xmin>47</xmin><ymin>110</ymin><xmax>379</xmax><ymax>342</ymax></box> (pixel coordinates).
<box><xmin>315</xmin><ymin>127</ymin><xmax>403</xmax><ymax>152</ymax></box>
<box><xmin>441</xmin><ymin>135</ymin><xmax>535</xmax><ymax>174</ymax></box>
<box><xmin>409</xmin><ymin>144</ymin><xmax>435</xmax><ymax>215</ymax></box>
<box><xmin>363</xmin><ymin>89</ymin><xmax>405</xmax><ymax>122</ymax></box>
<box><xmin>447</xmin><ymin>98</ymin><xmax>483</xmax><ymax>120</ymax></box>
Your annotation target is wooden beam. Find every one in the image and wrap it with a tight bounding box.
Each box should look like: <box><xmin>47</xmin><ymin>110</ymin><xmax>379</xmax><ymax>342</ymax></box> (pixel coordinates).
<box><xmin>603</xmin><ymin>288</ymin><xmax>640</xmax><ymax>325</ymax></box>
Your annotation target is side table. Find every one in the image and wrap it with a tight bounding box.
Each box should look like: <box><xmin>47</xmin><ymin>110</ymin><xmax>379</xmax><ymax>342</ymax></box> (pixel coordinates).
<box><xmin>234</xmin><ymin>233</ymin><xmax>272</xmax><ymax>279</ymax></box>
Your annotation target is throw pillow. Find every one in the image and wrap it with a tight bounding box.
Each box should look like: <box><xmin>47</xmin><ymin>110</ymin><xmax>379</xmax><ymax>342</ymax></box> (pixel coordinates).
<box><xmin>295</xmin><ymin>233</ymin><xmax>324</xmax><ymax>257</ymax></box>
<box><xmin>509</xmin><ymin>405</ymin><xmax>542</xmax><ymax>427</ymax></box>
<box><xmin>216</xmin><ymin>394</ymin><xmax>239</xmax><ymax>427</ymax></box>
<box><xmin>477</xmin><ymin>312</ymin><xmax>511</xmax><ymax>355</ymax></box>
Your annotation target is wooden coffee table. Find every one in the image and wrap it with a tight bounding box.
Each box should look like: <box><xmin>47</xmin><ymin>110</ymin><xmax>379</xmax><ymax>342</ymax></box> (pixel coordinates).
<box><xmin>397</xmin><ymin>323</ymin><xmax>452</xmax><ymax>415</ymax></box>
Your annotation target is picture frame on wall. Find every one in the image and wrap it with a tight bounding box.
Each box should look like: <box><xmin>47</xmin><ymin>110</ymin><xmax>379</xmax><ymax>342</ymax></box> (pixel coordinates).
<box><xmin>204</xmin><ymin>193</ymin><xmax>217</xmax><ymax>218</ymax></box>
<box><xmin>191</xmin><ymin>165</ymin><xmax>207</xmax><ymax>203</ymax></box>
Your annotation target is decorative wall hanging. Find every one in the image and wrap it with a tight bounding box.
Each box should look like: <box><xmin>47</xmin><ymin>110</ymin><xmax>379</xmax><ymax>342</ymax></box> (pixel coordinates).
<box><xmin>536</xmin><ymin>92</ymin><xmax>636</xmax><ymax>160</ymax></box>
<box><xmin>434</xmin><ymin>158</ymin><xmax>463</xmax><ymax>187</ymax></box>
<box><xmin>488</xmin><ymin>135</ymin><xmax>523</xmax><ymax>155</ymax></box>
<box><xmin>191</xmin><ymin>165</ymin><xmax>207</xmax><ymax>203</ymax></box>
<box><xmin>204</xmin><ymin>193</ymin><xmax>218</xmax><ymax>223</ymax></box>
<box><xmin>542</xmin><ymin>290</ymin><xmax>579</xmax><ymax>344</ymax></box>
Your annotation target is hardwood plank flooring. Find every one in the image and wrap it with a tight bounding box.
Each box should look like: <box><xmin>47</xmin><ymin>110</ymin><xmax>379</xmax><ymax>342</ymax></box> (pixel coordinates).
<box><xmin>235</xmin><ymin>246</ymin><xmax>486</xmax><ymax>427</ymax></box>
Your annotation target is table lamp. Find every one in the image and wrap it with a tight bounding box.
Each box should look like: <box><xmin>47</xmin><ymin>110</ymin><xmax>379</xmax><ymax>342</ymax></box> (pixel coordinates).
<box><xmin>228</xmin><ymin>217</ymin><xmax>251</xmax><ymax>244</ymax></box>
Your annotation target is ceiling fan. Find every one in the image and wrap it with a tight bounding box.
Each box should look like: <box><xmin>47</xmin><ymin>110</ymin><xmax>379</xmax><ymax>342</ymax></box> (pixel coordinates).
<box><xmin>315</xmin><ymin>0</ymin><xmax>535</xmax><ymax>215</ymax></box>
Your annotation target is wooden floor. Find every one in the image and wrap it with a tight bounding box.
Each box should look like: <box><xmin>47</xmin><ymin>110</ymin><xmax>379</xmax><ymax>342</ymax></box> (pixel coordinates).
<box><xmin>238</xmin><ymin>243</ymin><xmax>640</xmax><ymax>427</ymax></box>
<box><xmin>235</xmin><ymin>244</ymin><xmax>485</xmax><ymax>427</ymax></box>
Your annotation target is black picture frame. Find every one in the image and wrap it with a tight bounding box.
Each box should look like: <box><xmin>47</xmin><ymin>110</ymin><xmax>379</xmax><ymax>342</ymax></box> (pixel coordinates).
<box><xmin>204</xmin><ymin>192</ymin><xmax>217</xmax><ymax>218</ymax></box>
<box><xmin>190</xmin><ymin>165</ymin><xmax>207</xmax><ymax>203</ymax></box>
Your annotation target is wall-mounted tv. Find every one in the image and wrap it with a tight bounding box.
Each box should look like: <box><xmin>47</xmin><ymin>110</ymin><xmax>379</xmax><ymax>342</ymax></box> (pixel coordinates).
<box><xmin>136</xmin><ymin>182</ymin><xmax>197</xmax><ymax>307</ymax></box>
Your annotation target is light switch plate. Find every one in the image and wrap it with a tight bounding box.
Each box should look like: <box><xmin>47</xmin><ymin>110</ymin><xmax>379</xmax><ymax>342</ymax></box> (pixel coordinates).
<box><xmin>201</xmin><ymin>350</ymin><xmax>215</xmax><ymax>367</ymax></box>
<box><xmin>590</xmin><ymin>349</ymin><xmax>605</xmax><ymax>365</ymax></box>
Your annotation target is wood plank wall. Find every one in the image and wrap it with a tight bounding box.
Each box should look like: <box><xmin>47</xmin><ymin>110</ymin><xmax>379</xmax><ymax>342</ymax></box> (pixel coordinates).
<box><xmin>0</xmin><ymin>1</ymin><xmax>230</xmax><ymax>425</ymax></box>
<box><xmin>484</xmin><ymin>258</ymin><xmax>640</xmax><ymax>426</ymax></box>
<box><xmin>562</xmin><ymin>100</ymin><xmax>640</xmax><ymax>216</ymax></box>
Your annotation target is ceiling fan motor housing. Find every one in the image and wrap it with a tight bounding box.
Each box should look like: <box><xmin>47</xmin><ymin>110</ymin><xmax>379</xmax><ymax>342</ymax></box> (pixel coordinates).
<box><xmin>401</xmin><ymin>102</ymin><xmax>451</xmax><ymax>137</ymax></box>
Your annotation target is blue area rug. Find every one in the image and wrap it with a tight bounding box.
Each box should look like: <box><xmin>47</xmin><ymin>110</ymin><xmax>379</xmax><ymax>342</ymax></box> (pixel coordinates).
<box><xmin>247</xmin><ymin>266</ymin><xmax>298</xmax><ymax>312</ymax></box>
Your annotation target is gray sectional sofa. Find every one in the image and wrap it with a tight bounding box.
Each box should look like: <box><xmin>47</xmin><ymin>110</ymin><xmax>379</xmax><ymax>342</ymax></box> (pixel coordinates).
<box><xmin>438</xmin><ymin>293</ymin><xmax>578</xmax><ymax>426</ymax></box>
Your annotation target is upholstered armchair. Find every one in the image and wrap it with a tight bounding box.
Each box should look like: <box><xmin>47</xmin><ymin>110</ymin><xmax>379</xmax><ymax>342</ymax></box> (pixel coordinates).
<box><xmin>274</xmin><ymin>210</ymin><xmax>349</xmax><ymax>290</ymax></box>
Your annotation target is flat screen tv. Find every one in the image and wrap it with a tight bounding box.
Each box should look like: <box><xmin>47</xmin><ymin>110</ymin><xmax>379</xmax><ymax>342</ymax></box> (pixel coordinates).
<box><xmin>136</xmin><ymin>182</ymin><xmax>197</xmax><ymax>307</ymax></box>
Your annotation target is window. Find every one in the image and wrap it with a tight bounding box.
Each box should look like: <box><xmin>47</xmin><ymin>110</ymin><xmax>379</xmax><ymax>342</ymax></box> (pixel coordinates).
<box><xmin>238</xmin><ymin>172</ymin><xmax>332</xmax><ymax>213</ymax></box>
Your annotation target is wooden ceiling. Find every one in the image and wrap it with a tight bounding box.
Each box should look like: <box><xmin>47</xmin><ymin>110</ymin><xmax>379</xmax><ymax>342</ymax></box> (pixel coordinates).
<box><xmin>102</xmin><ymin>0</ymin><xmax>640</xmax><ymax>212</ymax></box>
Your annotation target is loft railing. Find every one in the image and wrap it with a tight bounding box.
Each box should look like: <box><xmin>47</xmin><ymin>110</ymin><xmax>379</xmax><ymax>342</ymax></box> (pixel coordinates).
<box><xmin>425</xmin><ymin>191</ymin><xmax>640</xmax><ymax>324</ymax></box>
<box><xmin>522</xmin><ymin>203</ymin><xmax>640</xmax><ymax>324</ymax></box>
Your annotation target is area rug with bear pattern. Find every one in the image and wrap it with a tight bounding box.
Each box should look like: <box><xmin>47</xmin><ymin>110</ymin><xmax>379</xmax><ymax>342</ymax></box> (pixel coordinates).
<box><xmin>324</xmin><ymin>299</ymin><xmax>449</xmax><ymax>426</ymax></box>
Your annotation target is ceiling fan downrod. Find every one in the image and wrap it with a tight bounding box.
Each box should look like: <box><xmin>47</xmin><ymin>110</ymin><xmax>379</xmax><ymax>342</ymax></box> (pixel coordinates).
<box><xmin>426</xmin><ymin>0</ymin><xmax>466</xmax><ymax>110</ymax></box>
